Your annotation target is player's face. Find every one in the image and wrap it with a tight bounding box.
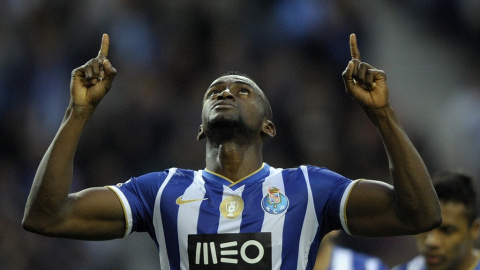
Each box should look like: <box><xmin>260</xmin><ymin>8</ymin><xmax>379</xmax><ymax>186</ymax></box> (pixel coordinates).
<box><xmin>416</xmin><ymin>201</ymin><xmax>478</xmax><ymax>270</ymax></box>
<box><xmin>201</xmin><ymin>75</ymin><xmax>266</xmax><ymax>135</ymax></box>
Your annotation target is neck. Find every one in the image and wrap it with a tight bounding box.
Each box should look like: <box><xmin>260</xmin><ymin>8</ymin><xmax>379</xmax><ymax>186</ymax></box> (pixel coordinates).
<box><xmin>205</xmin><ymin>140</ymin><xmax>263</xmax><ymax>182</ymax></box>
<box><xmin>460</xmin><ymin>250</ymin><xmax>480</xmax><ymax>270</ymax></box>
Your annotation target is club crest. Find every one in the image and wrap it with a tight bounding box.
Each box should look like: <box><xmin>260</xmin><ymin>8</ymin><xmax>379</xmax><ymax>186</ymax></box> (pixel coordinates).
<box><xmin>261</xmin><ymin>187</ymin><xmax>289</xmax><ymax>215</ymax></box>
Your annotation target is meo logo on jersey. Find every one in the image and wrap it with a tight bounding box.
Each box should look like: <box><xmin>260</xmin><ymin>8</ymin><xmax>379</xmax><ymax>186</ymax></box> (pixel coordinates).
<box><xmin>188</xmin><ymin>232</ymin><xmax>271</xmax><ymax>269</ymax></box>
<box><xmin>261</xmin><ymin>187</ymin><xmax>289</xmax><ymax>214</ymax></box>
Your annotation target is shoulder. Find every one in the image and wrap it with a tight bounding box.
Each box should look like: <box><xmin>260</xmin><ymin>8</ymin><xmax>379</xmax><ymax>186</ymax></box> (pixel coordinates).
<box><xmin>279</xmin><ymin>165</ymin><xmax>348</xmax><ymax>179</ymax></box>
<box><xmin>119</xmin><ymin>168</ymin><xmax>197</xmax><ymax>187</ymax></box>
<box><xmin>140</xmin><ymin>168</ymin><xmax>197</xmax><ymax>179</ymax></box>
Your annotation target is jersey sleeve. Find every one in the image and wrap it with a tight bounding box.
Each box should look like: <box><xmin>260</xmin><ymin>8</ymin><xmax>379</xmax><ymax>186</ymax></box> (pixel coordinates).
<box><xmin>107</xmin><ymin>170</ymin><xmax>169</xmax><ymax>238</ymax></box>
<box><xmin>307</xmin><ymin>166</ymin><xmax>359</xmax><ymax>235</ymax></box>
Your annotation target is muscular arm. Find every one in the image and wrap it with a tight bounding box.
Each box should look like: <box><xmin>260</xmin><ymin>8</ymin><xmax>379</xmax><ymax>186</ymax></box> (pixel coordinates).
<box><xmin>22</xmin><ymin>34</ymin><xmax>125</xmax><ymax>240</ymax></box>
<box><xmin>342</xmin><ymin>34</ymin><xmax>441</xmax><ymax>237</ymax></box>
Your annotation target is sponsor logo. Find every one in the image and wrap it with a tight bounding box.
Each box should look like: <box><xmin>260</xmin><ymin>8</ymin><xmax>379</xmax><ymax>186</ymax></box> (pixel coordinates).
<box><xmin>188</xmin><ymin>233</ymin><xmax>271</xmax><ymax>269</ymax></box>
<box><xmin>219</xmin><ymin>195</ymin><xmax>244</xmax><ymax>219</ymax></box>
<box><xmin>261</xmin><ymin>187</ymin><xmax>289</xmax><ymax>215</ymax></box>
<box><xmin>176</xmin><ymin>196</ymin><xmax>208</xmax><ymax>205</ymax></box>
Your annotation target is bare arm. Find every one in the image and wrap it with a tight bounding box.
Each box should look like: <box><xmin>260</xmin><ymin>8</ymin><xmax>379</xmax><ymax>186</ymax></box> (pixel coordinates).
<box><xmin>342</xmin><ymin>34</ymin><xmax>441</xmax><ymax>237</ymax></box>
<box><xmin>22</xmin><ymin>34</ymin><xmax>125</xmax><ymax>240</ymax></box>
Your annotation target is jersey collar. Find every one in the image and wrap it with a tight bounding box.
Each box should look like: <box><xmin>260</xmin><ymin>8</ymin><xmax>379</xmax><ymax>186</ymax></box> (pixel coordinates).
<box><xmin>202</xmin><ymin>163</ymin><xmax>271</xmax><ymax>189</ymax></box>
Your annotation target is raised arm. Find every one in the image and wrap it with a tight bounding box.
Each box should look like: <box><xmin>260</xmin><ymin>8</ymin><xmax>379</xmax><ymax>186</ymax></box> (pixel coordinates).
<box><xmin>342</xmin><ymin>34</ymin><xmax>441</xmax><ymax>237</ymax></box>
<box><xmin>22</xmin><ymin>34</ymin><xmax>125</xmax><ymax>240</ymax></box>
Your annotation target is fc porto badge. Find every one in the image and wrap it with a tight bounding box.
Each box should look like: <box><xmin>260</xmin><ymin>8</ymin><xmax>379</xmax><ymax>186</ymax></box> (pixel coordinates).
<box><xmin>261</xmin><ymin>187</ymin><xmax>289</xmax><ymax>215</ymax></box>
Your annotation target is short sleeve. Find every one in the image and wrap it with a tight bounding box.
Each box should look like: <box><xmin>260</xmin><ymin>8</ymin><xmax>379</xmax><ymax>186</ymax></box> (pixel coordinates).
<box><xmin>107</xmin><ymin>171</ymin><xmax>170</xmax><ymax>237</ymax></box>
<box><xmin>307</xmin><ymin>166</ymin><xmax>357</xmax><ymax>234</ymax></box>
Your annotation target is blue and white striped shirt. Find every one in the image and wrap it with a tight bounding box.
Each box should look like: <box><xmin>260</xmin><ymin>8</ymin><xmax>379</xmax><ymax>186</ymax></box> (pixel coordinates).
<box><xmin>393</xmin><ymin>255</ymin><xmax>480</xmax><ymax>270</ymax></box>
<box><xmin>329</xmin><ymin>246</ymin><xmax>389</xmax><ymax>270</ymax></box>
<box><xmin>109</xmin><ymin>163</ymin><xmax>357</xmax><ymax>270</ymax></box>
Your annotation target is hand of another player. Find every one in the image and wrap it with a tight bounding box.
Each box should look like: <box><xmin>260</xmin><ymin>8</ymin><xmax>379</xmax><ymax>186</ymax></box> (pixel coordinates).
<box><xmin>70</xmin><ymin>34</ymin><xmax>117</xmax><ymax>108</ymax></box>
<box><xmin>342</xmin><ymin>34</ymin><xmax>389</xmax><ymax>110</ymax></box>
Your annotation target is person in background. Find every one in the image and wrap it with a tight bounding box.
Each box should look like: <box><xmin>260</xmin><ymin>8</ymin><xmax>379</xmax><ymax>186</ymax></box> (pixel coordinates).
<box><xmin>314</xmin><ymin>230</ymin><xmax>389</xmax><ymax>270</ymax></box>
<box><xmin>393</xmin><ymin>171</ymin><xmax>480</xmax><ymax>270</ymax></box>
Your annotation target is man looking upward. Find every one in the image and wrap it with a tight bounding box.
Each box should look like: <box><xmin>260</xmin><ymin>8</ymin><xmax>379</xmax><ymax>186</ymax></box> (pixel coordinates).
<box><xmin>23</xmin><ymin>33</ymin><xmax>441</xmax><ymax>269</ymax></box>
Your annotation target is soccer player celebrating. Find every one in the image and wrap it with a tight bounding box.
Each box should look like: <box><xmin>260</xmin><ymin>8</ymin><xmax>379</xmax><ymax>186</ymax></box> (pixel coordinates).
<box><xmin>22</xmin><ymin>33</ymin><xmax>441</xmax><ymax>269</ymax></box>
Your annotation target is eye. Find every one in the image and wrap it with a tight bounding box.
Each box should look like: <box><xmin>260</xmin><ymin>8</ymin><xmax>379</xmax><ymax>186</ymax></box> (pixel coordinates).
<box><xmin>439</xmin><ymin>226</ymin><xmax>456</xmax><ymax>235</ymax></box>
<box><xmin>239</xmin><ymin>88</ymin><xmax>250</xmax><ymax>94</ymax></box>
<box><xmin>207</xmin><ymin>89</ymin><xmax>221</xmax><ymax>97</ymax></box>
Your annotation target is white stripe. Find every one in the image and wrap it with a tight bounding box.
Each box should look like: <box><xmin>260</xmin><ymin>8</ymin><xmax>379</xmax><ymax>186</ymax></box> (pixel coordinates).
<box><xmin>108</xmin><ymin>186</ymin><xmax>133</xmax><ymax>237</ymax></box>
<box><xmin>261</xmin><ymin>167</ymin><xmax>285</xmax><ymax>269</ymax></box>
<box><xmin>365</xmin><ymin>258</ymin><xmax>380</xmax><ymax>270</ymax></box>
<box><xmin>339</xmin><ymin>180</ymin><xmax>360</xmax><ymax>235</ymax></box>
<box><xmin>153</xmin><ymin>168</ymin><xmax>177</xmax><ymax>270</ymax></box>
<box><xmin>407</xmin><ymin>255</ymin><xmax>425</xmax><ymax>270</ymax></box>
<box><xmin>297</xmin><ymin>166</ymin><xmax>320</xmax><ymax>269</ymax></box>
<box><xmin>217</xmin><ymin>185</ymin><xmax>245</xmax><ymax>233</ymax></box>
<box><xmin>177</xmin><ymin>170</ymin><xmax>205</xmax><ymax>269</ymax></box>
<box><xmin>331</xmin><ymin>247</ymin><xmax>353</xmax><ymax>269</ymax></box>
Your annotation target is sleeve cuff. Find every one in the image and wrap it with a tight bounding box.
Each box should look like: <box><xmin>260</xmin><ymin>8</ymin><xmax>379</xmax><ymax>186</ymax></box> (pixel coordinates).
<box><xmin>106</xmin><ymin>185</ymin><xmax>133</xmax><ymax>237</ymax></box>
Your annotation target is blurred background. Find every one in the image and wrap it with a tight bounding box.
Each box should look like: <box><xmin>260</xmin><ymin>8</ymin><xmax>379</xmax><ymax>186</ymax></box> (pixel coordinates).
<box><xmin>1</xmin><ymin>0</ymin><xmax>479</xmax><ymax>269</ymax></box>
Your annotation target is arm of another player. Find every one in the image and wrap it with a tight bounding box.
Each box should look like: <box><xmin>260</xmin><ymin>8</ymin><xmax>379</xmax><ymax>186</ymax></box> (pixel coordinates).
<box><xmin>22</xmin><ymin>34</ymin><xmax>126</xmax><ymax>240</ymax></box>
<box><xmin>341</xmin><ymin>34</ymin><xmax>441</xmax><ymax>237</ymax></box>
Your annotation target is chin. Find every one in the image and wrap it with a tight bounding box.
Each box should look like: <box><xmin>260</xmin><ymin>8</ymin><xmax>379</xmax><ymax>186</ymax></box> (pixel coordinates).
<box><xmin>208</xmin><ymin>116</ymin><xmax>243</xmax><ymax>128</ymax></box>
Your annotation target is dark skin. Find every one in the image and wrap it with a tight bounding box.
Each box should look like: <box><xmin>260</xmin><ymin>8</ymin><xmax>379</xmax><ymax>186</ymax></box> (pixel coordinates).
<box><xmin>22</xmin><ymin>33</ymin><xmax>441</xmax><ymax>241</ymax></box>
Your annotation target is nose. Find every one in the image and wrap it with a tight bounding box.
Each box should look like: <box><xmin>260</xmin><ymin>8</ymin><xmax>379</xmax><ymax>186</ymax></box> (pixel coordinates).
<box><xmin>423</xmin><ymin>230</ymin><xmax>441</xmax><ymax>248</ymax></box>
<box><xmin>217</xmin><ymin>88</ymin><xmax>234</xmax><ymax>100</ymax></box>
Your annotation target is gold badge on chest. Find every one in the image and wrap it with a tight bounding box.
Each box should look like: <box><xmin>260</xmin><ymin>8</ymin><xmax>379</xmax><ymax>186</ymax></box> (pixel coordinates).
<box><xmin>219</xmin><ymin>195</ymin><xmax>244</xmax><ymax>219</ymax></box>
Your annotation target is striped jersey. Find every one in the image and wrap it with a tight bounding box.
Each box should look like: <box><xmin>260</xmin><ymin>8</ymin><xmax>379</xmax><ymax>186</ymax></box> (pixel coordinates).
<box><xmin>329</xmin><ymin>246</ymin><xmax>389</xmax><ymax>270</ymax></box>
<box><xmin>392</xmin><ymin>255</ymin><xmax>480</xmax><ymax>270</ymax></box>
<box><xmin>109</xmin><ymin>163</ymin><xmax>357</xmax><ymax>270</ymax></box>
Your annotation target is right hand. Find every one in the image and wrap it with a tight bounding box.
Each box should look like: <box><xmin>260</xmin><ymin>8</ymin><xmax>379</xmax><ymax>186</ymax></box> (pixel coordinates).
<box><xmin>70</xmin><ymin>34</ymin><xmax>117</xmax><ymax>108</ymax></box>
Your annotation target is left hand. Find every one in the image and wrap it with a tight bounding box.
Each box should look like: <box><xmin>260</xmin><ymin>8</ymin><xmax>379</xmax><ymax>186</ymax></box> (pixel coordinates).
<box><xmin>342</xmin><ymin>34</ymin><xmax>389</xmax><ymax>110</ymax></box>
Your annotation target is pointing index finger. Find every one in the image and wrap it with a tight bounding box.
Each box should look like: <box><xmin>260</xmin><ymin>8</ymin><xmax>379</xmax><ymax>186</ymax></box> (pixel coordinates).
<box><xmin>98</xmin><ymin>33</ymin><xmax>109</xmax><ymax>58</ymax></box>
<box><xmin>349</xmin><ymin>33</ymin><xmax>361</xmax><ymax>61</ymax></box>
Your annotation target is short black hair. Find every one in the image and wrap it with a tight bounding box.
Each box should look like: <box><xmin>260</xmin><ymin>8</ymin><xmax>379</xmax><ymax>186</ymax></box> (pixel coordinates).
<box><xmin>222</xmin><ymin>71</ymin><xmax>273</xmax><ymax>121</ymax></box>
<box><xmin>432</xmin><ymin>171</ymin><xmax>478</xmax><ymax>224</ymax></box>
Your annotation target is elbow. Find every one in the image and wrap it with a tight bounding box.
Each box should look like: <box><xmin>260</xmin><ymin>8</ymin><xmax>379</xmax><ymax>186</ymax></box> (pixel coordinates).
<box><xmin>398</xmin><ymin>203</ymin><xmax>442</xmax><ymax>235</ymax></box>
<box><xmin>423</xmin><ymin>212</ymin><xmax>442</xmax><ymax>232</ymax></box>
<box><xmin>411</xmin><ymin>209</ymin><xmax>442</xmax><ymax>234</ymax></box>
<box><xmin>421</xmin><ymin>201</ymin><xmax>443</xmax><ymax>232</ymax></box>
<box><xmin>22</xmin><ymin>213</ymin><xmax>42</xmax><ymax>234</ymax></box>
<box><xmin>22</xmin><ymin>210</ymin><xmax>51</xmax><ymax>235</ymax></box>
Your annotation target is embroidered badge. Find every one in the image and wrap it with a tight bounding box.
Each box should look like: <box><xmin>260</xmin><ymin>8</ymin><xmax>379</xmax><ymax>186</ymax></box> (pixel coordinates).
<box><xmin>261</xmin><ymin>187</ymin><xmax>289</xmax><ymax>215</ymax></box>
<box><xmin>220</xmin><ymin>195</ymin><xmax>244</xmax><ymax>219</ymax></box>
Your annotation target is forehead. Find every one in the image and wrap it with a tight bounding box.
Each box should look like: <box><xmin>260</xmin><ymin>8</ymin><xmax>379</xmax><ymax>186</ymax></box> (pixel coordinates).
<box><xmin>208</xmin><ymin>75</ymin><xmax>260</xmax><ymax>90</ymax></box>
<box><xmin>440</xmin><ymin>201</ymin><xmax>470</xmax><ymax>226</ymax></box>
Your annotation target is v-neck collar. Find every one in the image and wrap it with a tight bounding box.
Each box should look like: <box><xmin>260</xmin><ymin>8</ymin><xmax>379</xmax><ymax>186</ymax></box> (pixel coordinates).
<box><xmin>202</xmin><ymin>163</ymin><xmax>271</xmax><ymax>189</ymax></box>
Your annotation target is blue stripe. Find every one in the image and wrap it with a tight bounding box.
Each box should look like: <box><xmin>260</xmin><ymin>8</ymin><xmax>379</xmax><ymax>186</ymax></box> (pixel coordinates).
<box><xmin>352</xmin><ymin>252</ymin><xmax>367</xmax><ymax>270</ymax></box>
<box><xmin>160</xmin><ymin>170</ymin><xmax>194</xmax><ymax>269</ymax></box>
<box><xmin>240</xmin><ymin>181</ymin><xmax>265</xmax><ymax>233</ymax></box>
<box><xmin>281</xmin><ymin>168</ymin><xmax>308</xmax><ymax>270</ymax></box>
<box><xmin>306</xmin><ymin>233</ymin><xmax>321</xmax><ymax>270</ymax></box>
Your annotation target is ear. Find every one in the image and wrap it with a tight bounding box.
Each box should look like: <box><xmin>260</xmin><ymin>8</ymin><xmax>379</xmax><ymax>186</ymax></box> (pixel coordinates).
<box><xmin>197</xmin><ymin>124</ymin><xmax>206</xmax><ymax>141</ymax></box>
<box><xmin>261</xmin><ymin>119</ymin><xmax>276</xmax><ymax>139</ymax></box>
<box><xmin>471</xmin><ymin>218</ymin><xmax>480</xmax><ymax>239</ymax></box>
